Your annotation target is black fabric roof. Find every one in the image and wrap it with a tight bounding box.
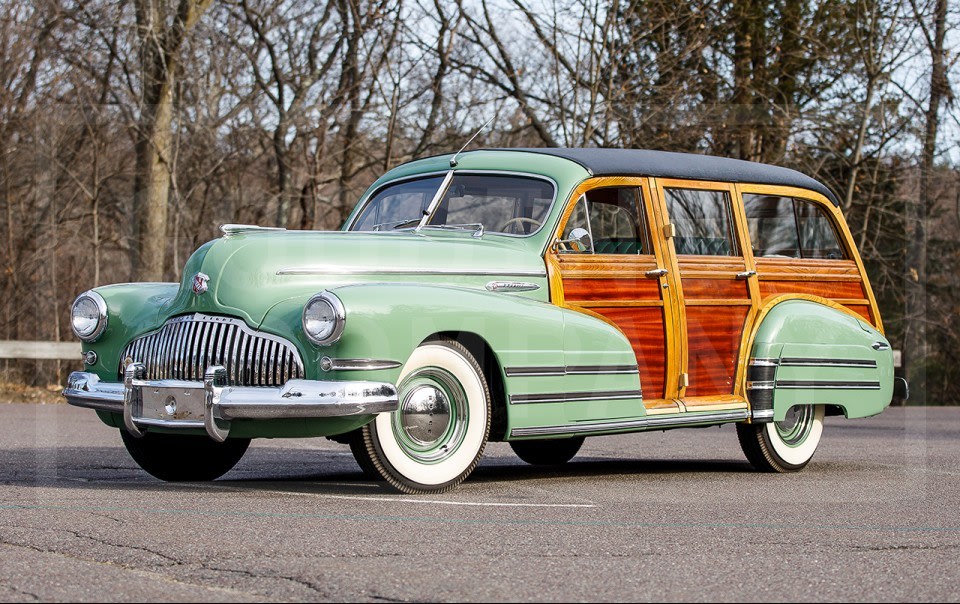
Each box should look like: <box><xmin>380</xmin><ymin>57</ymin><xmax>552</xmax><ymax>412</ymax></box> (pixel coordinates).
<box><xmin>490</xmin><ymin>148</ymin><xmax>839</xmax><ymax>206</ymax></box>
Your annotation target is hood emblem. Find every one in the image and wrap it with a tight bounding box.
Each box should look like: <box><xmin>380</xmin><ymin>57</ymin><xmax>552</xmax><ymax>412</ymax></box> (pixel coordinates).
<box><xmin>192</xmin><ymin>272</ymin><xmax>210</xmax><ymax>296</ymax></box>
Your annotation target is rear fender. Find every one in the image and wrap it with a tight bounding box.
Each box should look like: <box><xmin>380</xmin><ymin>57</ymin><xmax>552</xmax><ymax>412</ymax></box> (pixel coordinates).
<box><xmin>747</xmin><ymin>297</ymin><xmax>894</xmax><ymax>421</ymax></box>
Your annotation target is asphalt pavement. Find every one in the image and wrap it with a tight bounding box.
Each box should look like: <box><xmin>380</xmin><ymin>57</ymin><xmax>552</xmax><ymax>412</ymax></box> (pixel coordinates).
<box><xmin>0</xmin><ymin>403</ymin><xmax>957</xmax><ymax>602</ymax></box>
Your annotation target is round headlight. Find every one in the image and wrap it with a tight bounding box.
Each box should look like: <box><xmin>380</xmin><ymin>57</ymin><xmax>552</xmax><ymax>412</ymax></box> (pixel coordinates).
<box><xmin>71</xmin><ymin>291</ymin><xmax>107</xmax><ymax>342</ymax></box>
<box><xmin>302</xmin><ymin>291</ymin><xmax>345</xmax><ymax>346</ymax></box>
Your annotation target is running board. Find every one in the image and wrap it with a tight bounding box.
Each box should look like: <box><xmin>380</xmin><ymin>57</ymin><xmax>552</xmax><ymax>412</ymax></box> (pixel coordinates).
<box><xmin>509</xmin><ymin>409</ymin><xmax>750</xmax><ymax>438</ymax></box>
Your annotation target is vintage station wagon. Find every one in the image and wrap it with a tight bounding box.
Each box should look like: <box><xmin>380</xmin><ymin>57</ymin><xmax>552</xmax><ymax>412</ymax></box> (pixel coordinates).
<box><xmin>64</xmin><ymin>148</ymin><xmax>903</xmax><ymax>493</ymax></box>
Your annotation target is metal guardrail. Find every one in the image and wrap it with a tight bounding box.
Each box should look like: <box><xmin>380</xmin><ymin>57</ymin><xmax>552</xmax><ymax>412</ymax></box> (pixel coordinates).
<box><xmin>0</xmin><ymin>341</ymin><xmax>81</xmax><ymax>360</ymax></box>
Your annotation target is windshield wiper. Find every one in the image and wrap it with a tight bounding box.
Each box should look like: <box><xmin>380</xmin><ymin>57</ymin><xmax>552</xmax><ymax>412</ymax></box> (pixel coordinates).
<box><xmin>418</xmin><ymin>223</ymin><xmax>485</xmax><ymax>238</ymax></box>
<box><xmin>372</xmin><ymin>217</ymin><xmax>422</xmax><ymax>231</ymax></box>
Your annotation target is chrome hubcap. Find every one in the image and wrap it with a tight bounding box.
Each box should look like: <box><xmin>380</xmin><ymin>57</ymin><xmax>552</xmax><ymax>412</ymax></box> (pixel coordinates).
<box><xmin>400</xmin><ymin>385</ymin><xmax>452</xmax><ymax>446</ymax></box>
<box><xmin>775</xmin><ymin>405</ymin><xmax>814</xmax><ymax>447</ymax></box>
<box><xmin>392</xmin><ymin>367</ymin><xmax>469</xmax><ymax>463</ymax></box>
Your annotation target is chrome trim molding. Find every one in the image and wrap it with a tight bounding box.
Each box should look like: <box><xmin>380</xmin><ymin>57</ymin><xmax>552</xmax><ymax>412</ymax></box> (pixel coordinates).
<box><xmin>220</xmin><ymin>224</ymin><xmax>286</xmax><ymax>236</ymax></box>
<box><xmin>64</xmin><ymin>367</ymin><xmax>399</xmax><ymax>443</ymax></box>
<box><xmin>278</xmin><ymin>267</ymin><xmax>548</xmax><ymax>277</ymax></box>
<box><xmin>779</xmin><ymin>357</ymin><xmax>878</xmax><ymax>368</ymax></box>
<box><xmin>485</xmin><ymin>281</ymin><xmax>541</xmax><ymax>293</ymax></box>
<box><xmin>872</xmin><ymin>341</ymin><xmax>891</xmax><ymax>351</ymax></box>
<box><xmin>504</xmin><ymin>365</ymin><xmax>639</xmax><ymax>377</ymax></box>
<box><xmin>746</xmin><ymin>380</ymin><xmax>775</xmax><ymax>390</ymax></box>
<box><xmin>320</xmin><ymin>357</ymin><xmax>403</xmax><ymax>372</ymax></box>
<box><xmin>752</xmin><ymin>409</ymin><xmax>775</xmax><ymax>422</ymax></box>
<box><xmin>749</xmin><ymin>358</ymin><xmax>780</xmax><ymax>366</ymax></box>
<box><xmin>775</xmin><ymin>380</ymin><xmax>882</xmax><ymax>390</ymax></box>
<box><xmin>509</xmin><ymin>389</ymin><xmax>642</xmax><ymax>404</ymax></box>
<box><xmin>510</xmin><ymin>410</ymin><xmax>750</xmax><ymax>438</ymax></box>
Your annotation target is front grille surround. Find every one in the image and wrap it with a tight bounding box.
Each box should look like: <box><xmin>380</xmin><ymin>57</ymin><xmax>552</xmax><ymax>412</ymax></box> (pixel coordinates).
<box><xmin>118</xmin><ymin>313</ymin><xmax>305</xmax><ymax>387</ymax></box>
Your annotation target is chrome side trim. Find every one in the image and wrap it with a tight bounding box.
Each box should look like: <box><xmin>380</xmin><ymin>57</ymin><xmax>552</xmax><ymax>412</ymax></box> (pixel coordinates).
<box><xmin>779</xmin><ymin>357</ymin><xmax>878</xmax><ymax>368</ymax></box>
<box><xmin>485</xmin><ymin>281</ymin><xmax>541</xmax><ymax>293</ymax></box>
<box><xmin>320</xmin><ymin>357</ymin><xmax>403</xmax><ymax>372</ymax></box>
<box><xmin>775</xmin><ymin>380</ymin><xmax>881</xmax><ymax>390</ymax></box>
<box><xmin>220</xmin><ymin>224</ymin><xmax>286</xmax><ymax>236</ymax></box>
<box><xmin>752</xmin><ymin>409</ymin><xmax>775</xmax><ymax>422</ymax></box>
<box><xmin>277</xmin><ymin>267</ymin><xmax>547</xmax><ymax>277</ymax></box>
<box><xmin>504</xmin><ymin>365</ymin><xmax>639</xmax><ymax>377</ymax></box>
<box><xmin>749</xmin><ymin>358</ymin><xmax>780</xmax><ymax>366</ymax></box>
<box><xmin>509</xmin><ymin>389</ymin><xmax>642</xmax><ymax>404</ymax></box>
<box><xmin>64</xmin><ymin>369</ymin><xmax>399</xmax><ymax>442</ymax></box>
<box><xmin>746</xmin><ymin>381</ymin><xmax>775</xmax><ymax>390</ymax></box>
<box><xmin>510</xmin><ymin>410</ymin><xmax>750</xmax><ymax>438</ymax></box>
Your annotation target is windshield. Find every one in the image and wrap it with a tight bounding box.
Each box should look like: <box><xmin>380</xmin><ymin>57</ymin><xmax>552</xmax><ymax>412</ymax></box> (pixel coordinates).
<box><xmin>350</xmin><ymin>173</ymin><xmax>555</xmax><ymax>236</ymax></box>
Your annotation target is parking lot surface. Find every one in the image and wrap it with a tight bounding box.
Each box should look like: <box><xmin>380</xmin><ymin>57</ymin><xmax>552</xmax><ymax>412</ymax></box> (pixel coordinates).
<box><xmin>1</xmin><ymin>403</ymin><xmax>957</xmax><ymax>602</ymax></box>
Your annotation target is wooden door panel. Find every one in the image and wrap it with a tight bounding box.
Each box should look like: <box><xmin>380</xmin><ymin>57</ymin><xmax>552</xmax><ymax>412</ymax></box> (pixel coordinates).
<box><xmin>684</xmin><ymin>305</ymin><xmax>750</xmax><ymax>397</ymax></box>
<box><xmin>584</xmin><ymin>306</ymin><xmax>667</xmax><ymax>399</ymax></box>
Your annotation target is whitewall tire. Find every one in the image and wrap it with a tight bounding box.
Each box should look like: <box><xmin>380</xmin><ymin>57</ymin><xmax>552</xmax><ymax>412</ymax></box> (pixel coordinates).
<box><xmin>360</xmin><ymin>338</ymin><xmax>491</xmax><ymax>493</ymax></box>
<box><xmin>737</xmin><ymin>404</ymin><xmax>825</xmax><ymax>472</ymax></box>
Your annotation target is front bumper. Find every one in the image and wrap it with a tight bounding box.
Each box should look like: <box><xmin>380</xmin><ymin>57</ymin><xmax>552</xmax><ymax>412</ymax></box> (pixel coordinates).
<box><xmin>63</xmin><ymin>363</ymin><xmax>398</xmax><ymax>442</ymax></box>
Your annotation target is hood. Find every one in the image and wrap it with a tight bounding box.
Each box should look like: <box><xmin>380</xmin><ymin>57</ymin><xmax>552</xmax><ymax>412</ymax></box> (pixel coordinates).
<box><xmin>163</xmin><ymin>230</ymin><xmax>547</xmax><ymax>325</ymax></box>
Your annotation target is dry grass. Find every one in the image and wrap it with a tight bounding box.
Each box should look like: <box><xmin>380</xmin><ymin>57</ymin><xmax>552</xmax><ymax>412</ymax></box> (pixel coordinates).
<box><xmin>0</xmin><ymin>381</ymin><xmax>65</xmax><ymax>404</ymax></box>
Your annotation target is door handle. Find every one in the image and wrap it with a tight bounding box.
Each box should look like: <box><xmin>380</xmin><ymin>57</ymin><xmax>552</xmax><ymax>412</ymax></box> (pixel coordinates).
<box><xmin>645</xmin><ymin>268</ymin><xmax>668</xmax><ymax>279</ymax></box>
<box><xmin>736</xmin><ymin>270</ymin><xmax>757</xmax><ymax>280</ymax></box>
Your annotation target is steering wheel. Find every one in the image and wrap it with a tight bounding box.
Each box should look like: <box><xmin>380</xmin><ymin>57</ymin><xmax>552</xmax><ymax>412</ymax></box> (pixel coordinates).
<box><xmin>497</xmin><ymin>216</ymin><xmax>543</xmax><ymax>234</ymax></box>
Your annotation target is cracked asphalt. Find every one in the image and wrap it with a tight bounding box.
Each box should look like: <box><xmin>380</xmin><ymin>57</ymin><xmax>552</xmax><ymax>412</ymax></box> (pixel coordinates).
<box><xmin>1</xmin><ymin>403</ymin><xmax>958</xmax><ymax>602</ymax></box>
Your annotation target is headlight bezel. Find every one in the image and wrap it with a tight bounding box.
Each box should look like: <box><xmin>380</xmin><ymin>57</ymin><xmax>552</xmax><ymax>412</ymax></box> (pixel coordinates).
<box><xmin>302</xmin><ymin>291</ymin><xmax>346</xmax><ymax>346</ymax></box>
<box><xmin>71</xmin><ymin>291</ymin><xmax>108</xmax><ymax>342</ymax></box>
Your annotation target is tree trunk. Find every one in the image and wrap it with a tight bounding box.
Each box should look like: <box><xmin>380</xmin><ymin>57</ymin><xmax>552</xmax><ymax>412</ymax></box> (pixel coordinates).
<box><xmin>904</xmin><ymin>0</ymin><xmax>949</xmax><ymax>405</ymax></box>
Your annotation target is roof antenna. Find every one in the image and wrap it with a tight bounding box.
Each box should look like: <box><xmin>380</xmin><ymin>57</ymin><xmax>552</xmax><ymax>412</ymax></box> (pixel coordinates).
<box><xmin>449</xmin><ymin>115</ymin><xmax>496</xmax><ymax>167</ymax></box>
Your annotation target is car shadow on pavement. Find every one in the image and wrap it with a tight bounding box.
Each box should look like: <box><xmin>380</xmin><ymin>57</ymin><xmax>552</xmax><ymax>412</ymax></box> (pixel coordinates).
<box><xmin>0</xmin><ymin>444</ymin><xmax>759</xmax><ymax>497</ymax></box>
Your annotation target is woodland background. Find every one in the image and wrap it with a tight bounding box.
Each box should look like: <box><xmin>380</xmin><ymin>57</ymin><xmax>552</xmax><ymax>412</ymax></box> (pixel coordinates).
<box><xmin>1</xmin><ymin>0</ymin><xmax>957</xmax><ymax>403</ymax></box>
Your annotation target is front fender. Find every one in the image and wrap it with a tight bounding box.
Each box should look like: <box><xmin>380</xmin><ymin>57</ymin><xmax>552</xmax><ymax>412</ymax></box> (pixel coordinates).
<box><xmin>263</xmin><ymin>283</ymin><xmax>642</xmax><ymax>436</ymax></box>
<box><xmin>749</xmin><ymin>298</ymin><xmax>894</xmax><ymax>421</ymax></box>
<box><xmin>80</xmin><ymin>282</ymin><xmax>179</xmax><ymax>381</ymax></box>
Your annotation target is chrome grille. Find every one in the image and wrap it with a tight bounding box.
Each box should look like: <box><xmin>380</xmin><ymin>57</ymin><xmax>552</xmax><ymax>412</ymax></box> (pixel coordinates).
<box><xmin>119</xmin><ymin>314</ymin><xmax>304</xmax><ymax>387</ymax></box>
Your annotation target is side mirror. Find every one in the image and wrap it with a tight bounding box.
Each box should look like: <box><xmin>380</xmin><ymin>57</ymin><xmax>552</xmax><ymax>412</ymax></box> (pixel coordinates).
<box><xmin>554</xmin><ymin>227</ymin><xmax>593</xmax><ymax>253</ymax></box>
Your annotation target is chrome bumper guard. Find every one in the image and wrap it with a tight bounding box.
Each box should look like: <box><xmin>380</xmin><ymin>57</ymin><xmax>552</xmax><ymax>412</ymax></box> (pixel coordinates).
<box><xmin>63</xmin><ymin>363</ymin><xmax>399</xmax><ymax>442</ymax></box>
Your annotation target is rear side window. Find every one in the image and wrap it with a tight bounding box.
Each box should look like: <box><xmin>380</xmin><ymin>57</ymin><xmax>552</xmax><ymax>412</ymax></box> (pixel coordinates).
<box><xmin>664</xmin><ymin>188</ymin><xmax>738</xmax><ymax>256</ymax></box>
<box><xmin>743</xmin><ymin>194</ymin><xmax>846</xmax><ymax>260</ymax></box>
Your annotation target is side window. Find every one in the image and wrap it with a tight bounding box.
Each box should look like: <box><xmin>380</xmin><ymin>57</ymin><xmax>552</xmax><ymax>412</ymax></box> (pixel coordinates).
<box><xmin>743</xmin><ymin>194</ymin><xmax>801</xmax><ymax>258</ymax></box>
<box><xmin>664</xmin><ymin>188</ymin><xmax>738</xmax><ymax>256</ymax></box>
<box><xmin>560</xmin><ymin>196</ymin><xmax>592</xmax><ymax>252</ymax></box>
<box><xmin>743</xmin><ymin>194</ymin><xmax>847</xmax><ymax>260</ymax></box>
<box><xmin>560</xmin><ymin>187</ymin><xmax>650</xmax><ymax>254</ymax></box>
<box><xmin>795</xmin><ymin>199</ymin><xmax>846</xmax><ymax>259</ymax></box>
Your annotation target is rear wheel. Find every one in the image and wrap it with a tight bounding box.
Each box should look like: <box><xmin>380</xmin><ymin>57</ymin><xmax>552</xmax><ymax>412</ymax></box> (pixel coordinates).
<box><xmin>120</xmin><ymin>430</ymin><xmax>250</xmax><ymax>481</ymax></box>
<box><xmin>737</xmin><ymin>404</ymin><xmax>825</xmax><ymax>472</ymax></box>
<box><xmin>510</xmin><ymin>437</ymin><xmax>584</xmax><ymax>466</ymax></box>
<box><xmin>360</xmin><ymin>338</ymin><xmax>491</xmax><ymax>494</ymax></box>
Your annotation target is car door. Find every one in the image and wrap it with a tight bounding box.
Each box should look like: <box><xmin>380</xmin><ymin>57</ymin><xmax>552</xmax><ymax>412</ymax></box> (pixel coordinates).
<box><xmin>653</xmin><ymin>179</ymin><xmax>759</xmax><ymax>409</ymax></box>
<box><xmin>547</xmin><ymin>178</ymin><xmax>681</xmax><ymax>414</ymax></box>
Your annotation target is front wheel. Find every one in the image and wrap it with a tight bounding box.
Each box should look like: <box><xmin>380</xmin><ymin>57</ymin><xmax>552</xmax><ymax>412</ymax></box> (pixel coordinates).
<box><xmin>120</xmin><ymin>430</ymin><xmax>250</xmax><ymax>481</ymax></box>
<box><xmin>358</xmin><ymin>338</ymin><xmax>491</xmax><ymax>494</ymax></box>
<box><xmin>737</xmin><ymin>404</ymin><xmax>825</xmax><ymax>472</ymax></box>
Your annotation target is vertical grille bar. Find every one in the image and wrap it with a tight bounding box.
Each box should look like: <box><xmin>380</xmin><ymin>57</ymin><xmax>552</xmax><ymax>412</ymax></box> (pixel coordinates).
<box><xmin>119</xmin><ymin>314</ymin><xmax>303</xmax><ymax>387</ymax></box>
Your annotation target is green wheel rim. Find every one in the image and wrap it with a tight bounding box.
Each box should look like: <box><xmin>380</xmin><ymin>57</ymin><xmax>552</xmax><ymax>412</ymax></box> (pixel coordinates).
<box><xmin>391</xmin><ymin>366</ymin><xmax>469</xmax><ymax>464</ymax></box>
<box><xmin>774</xmin><ymin>405</ymin><xmax>815</xmax><ymax>448</ymax></box>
